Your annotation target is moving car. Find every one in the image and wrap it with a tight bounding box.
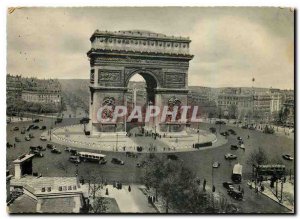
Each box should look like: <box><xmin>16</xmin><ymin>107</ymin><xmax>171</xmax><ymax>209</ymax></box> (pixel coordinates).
<box><xmin>25</xmin><ymin>136</ymin><xmax>31</xmax><ymax>141</ymax></box>
<box><xmin>237</xmin><ymin>137</ymin><xmax>242</xmax><ymax>141</ymax></box>
<box><xmin>15</xmin><ymin>137</ymin><xmax>21</xmax><ymax>142</ymax></box>
<box><xmin>225</xmin><ymin>153</ymin><xmax>237</xmax><ymax>160</ymax></box>
<box><xmin>46</xmin><ymin>143</ymin><xmax>55</xmax><ymax>149</ymax></box>
<box><xmin>223</xmin><ymin>182</ymin><xmax>234</xmax><ymax>191</ymax></box>
<box><xmin>240</xmin><ymin>144</ymin><xmax>245</xmax><ymax>150</ymax></box>
<box><xmin>126</xmin><ymin>152</ymin><xmax>138</xmax><ymax>158</ymax></box>
<box><xmin>32</xmin><ymin>125</ymin><xmax>39</xmax><ymax>130</ymax></box>
<box><xmin>40</xmin><ymin>135</ymin><xmax>47</xmax><ymax>141</ymax></box>
<box><xmin>69</xmin><ymin>156</ymin><xmax>81</xmax><ymax>164</ymax></box>
<box><xmin>29</xmin><ymin>133</ymin><xmax>34</xmax><ymax>138</ymax></box>
<box><xmin>111</xmin><ymin>158</ymin><xmax>124</xmax><ymax>165</ymax></box>
<box><xmin>21</xmin><ymin>128</ymin><xmax>26</xmax><ymax>134</ymax></box>
<box><xmin>13</xmin><ymin>127</ymin><xmax>19</xmax><ymax>131</ymax></box>
<box><xmin>228</xmin><ymin>129</ymin><xmax>237</xmax><ymax>135</ymax></box>
<box><xmin>51</xmin><ymin>148</ymin><xmax>62</xmax><ymax>154</ymax></box>
<box><xmin>212</xmin><ymin>161</ymin><xmax>220</xmax><ymax>168</ymax></box>
<box><xmin>228</xmin><ymin>189</ymin><xmax>243</xmax><ymax>200</ymax></box>
<box><xmin>37</xmin><ymin>146</ymin><xmax>46</xmax><ymax>151</ymax></box>
<box><xmin>33</xmin><ymin>119</ymin><xmax>40</xmax><ymax>123</ymax></box>
<box><xmin>26</xmin><ymin>124</ymin><xmax>34</xmax><ymax>131</ymax></box>
<box><xmin>216</xmin><ymin>121</ymin><xmax>226</xmax><ymax>125</ymax></box>
<box><xmin>29</xmin><ymin>149</ymin><xmax>44</xmax><ymax>157</ymax></box>
<box><xmin>40</xmin><ymin>126</ymin><xmax>47</xmax><ymax>130</ymax></box>
<box><xmin>282</xmin><ymin>154</ymin><xmax>293</xmax><ymax>161</ymax></box>
<box><xmin>230</xmin><ymin>145</ymin><xmax>239</xmax><ymax>150</ymax></box>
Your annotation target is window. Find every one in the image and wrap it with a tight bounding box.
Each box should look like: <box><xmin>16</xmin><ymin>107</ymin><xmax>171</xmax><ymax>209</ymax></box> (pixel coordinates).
<box><xmin>47</xmin><ymin>187</ymin><xmax>51</xmax><ymax>192</ymax></box>
<box><xmin>68</xmin><ymin>186</ymin><xmax>72</xmax><ymax>190</ymax></box>
<box><xmin>63</xmin><ymin>186</ymin><xmax>67</xmax><ymax>191</ymax></box>
<box><xmin>73</xmin><ymin>186</ymin><xmax>77</xmax><ymax>190</ymax></box>
<box><xmin>41</xmin><ymin>187</ymin><xmax>46</xmax><ymax>192</ymax></box>
<box><xmin>59</xmin><ymin>186</ymin><xmax>62</xmax><ymax>191</ymax></box>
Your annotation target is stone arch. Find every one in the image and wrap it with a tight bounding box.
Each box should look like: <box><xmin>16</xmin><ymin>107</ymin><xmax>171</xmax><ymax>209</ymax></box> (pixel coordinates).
<box><xmin>125</xmin><ymin>68</ymin><xmax>161</xmax><ymax>88</ymax></box>
<box><xmin>125</xmin><ymin>68</ymin><xmax>161</xmax><ymax>105</ymax></box>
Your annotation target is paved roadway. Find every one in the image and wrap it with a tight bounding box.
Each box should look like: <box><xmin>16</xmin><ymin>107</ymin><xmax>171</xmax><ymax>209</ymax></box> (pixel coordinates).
<box><xmin>6</xmin><ymin>117</ymin><xmax>294</xmax><ymax>213</ymax></box>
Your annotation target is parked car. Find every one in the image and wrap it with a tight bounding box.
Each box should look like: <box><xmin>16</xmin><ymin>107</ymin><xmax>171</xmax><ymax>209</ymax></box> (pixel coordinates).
<box><xmin>216</xmin><ymin>121</ymin><xmax>226</xmax><ymax>125</ymax></box>
<box><xmin>21</xmin><ymin>128</ymin><xmax>26</xmax><ymax>134</ymax></box>
<box><xmin>40</xmin><ymin>135</ymin><xmax>47</xmax><ymax>141</ymax></box>
<box><xmin>15</xmin><ymin>137</ymin><xmax>21</xmax><ymax>142</ymax></box>
<box><xmin>13</xmin><ymin>126</ymin><xmax>19</xmax><ymax>131</ymax></box>
<box><xmin>227</xmin><ymin>189</ymin><xmax>243</xmax><ymax>200</ymax></box>
<box><xmin>136</xmin><ymin>161</ymin><xmax>147</xmax><ymax>168</ymax></box>
<box><xmin>46</xmin><ymin>143</ymin><xmax>55</xmax><ymax>149</ymax></box>
<box><xmin>225</xmin><ymin>153</ymin><xmax>237</xmax><ymax>160</ymax></box>
<box><xmin>65</xmin><ymin>147</ymin><xmax>72</xmax><ymax>152</ymax></box>
<box><xmin>230</xmin><ymin>145</ymin><xmax>239</xmax><ymax>150</ymax></box>
<box><xmin>40</xmin><ymin>126</ymin><xmax>47</xmax><ymax>130</ymax></box>
<box><xmin>80</xmin><ymin>117</ymin><xmax>90</xmax><ymax>124</ymax></box>
<box><xmin>240</xmin><ymin>144</ymin><xmax>245</xmax><ymax>150</ymax></box>
<box><xmin>69</xmin><ymin>156</ymin><xmax>81</xmax><ymax>164</ymax></box>
<box><xmin>111</xmin><ymin>158</ymin><xmax>124</xmax><ymax>165</ymax></box>
<box><xmin>167</xmin><ymin>154</ymin><xmax>179</xmax><ymax>160</ymax></box>
<box><xmin>212</xmin><ymin>161</ymin><xmax>220</xmax><ymax>168</ymax></box>
<box><xmin>223</xmin><ymin>182</ymin><xmax>234</xmax><ymax>191</ymax></box>
<box><xmin>70</xmin><ymin>149</ymin><xmax>78</xmax><ymax>156</ymax></box>
<box><xmin>249</xmin><ymin>126</ymin><xmax>256</xmax><ymax>130</ymax></box>
<box><xmin>51</xmin><ymin>148</ymin><xmax>61</xmax><ymax>154</ymax></box>
<box><xmin>33</xmin><ymin>119</ymin><xmax>40</xmax><ymax>123</ymax></box>
<box><xmin>25</xmin><ymin>136</ymin><xmax>31</xmax><ymax>141</ymax></box>
<box><xmin>209</xmin><ymin>127</ymin><xmax>216</xmax><ymax>133</ymax></box>
<box><xmin>241</xmin><ymin>125</ymin><xmax>248</xmax><ymax>129</ymax></box>
<box><xmin>126</xmin><ymin>152</ymin><xmax>138</xmax><ymax>158</ymax></box>
<box><xmin>237</xmin><ymin>137</ymin><xmax>242</xmax><ymax>141</ymax></box>
<box><xmin>32</xmin><ymin>125</ymin><xmax>39</xmax><ymax>130</ymax></box>
<box><xmin>282</xmin><ymin>154</ymin><xmax>293</xmax><ymax>161</ymax></box>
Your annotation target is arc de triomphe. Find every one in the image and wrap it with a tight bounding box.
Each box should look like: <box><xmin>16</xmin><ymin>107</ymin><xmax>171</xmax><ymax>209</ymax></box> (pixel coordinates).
<box><xmin>87</xmin><ymin>30</ymin><xmax>193</xmax><ymax>135</ymax></box>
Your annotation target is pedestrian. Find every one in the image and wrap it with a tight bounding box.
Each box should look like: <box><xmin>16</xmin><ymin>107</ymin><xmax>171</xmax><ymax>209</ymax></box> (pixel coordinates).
<box><xmin>238</xmin><ymin>185</ymin><xmax>241</xmax><ymax>191</ymax></box>
<box><xmin>148</xmin><ymin>195</ymin><xmax>151</xmax><ymax>203</ymax></box>
<box><xmin>14</xmin><ymin>143</ymin><xmax>16</xmax><ymax>148</ymax></box>
<box><xmin>241</xmin><ymin>188</ymin><xmax>244</xmax><ymax>195</ymax></box>
<box><xmin>128</xmin><ymin>185</ymin><xmax>131</xmax><ymax>192</ymax></box>
<box><xmin>203</xmin><ymin>179</ymin><xmax>206</xmax><ymax>191</ymax></box>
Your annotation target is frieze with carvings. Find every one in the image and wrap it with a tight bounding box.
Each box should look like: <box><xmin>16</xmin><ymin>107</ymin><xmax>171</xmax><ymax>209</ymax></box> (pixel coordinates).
<box><xmin>164</xmin><ymin>72</ymin><xmax>186</xmax><ymax>88</ymax></box>
<box><xmin>98</xmin><ymin>69</ymin><xmax>123</xmax><ymax>87</ymax></box>
<box><xmin>92</xmin><ymin>57</ymin><xmax>190</xmax><ymax>68</ymax></box>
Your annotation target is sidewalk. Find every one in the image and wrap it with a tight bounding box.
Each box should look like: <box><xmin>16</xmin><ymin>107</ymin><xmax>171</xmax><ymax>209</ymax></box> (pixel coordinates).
<box><xmin>248</xmin><ymin>180</ymin><xmax>294</xmax><ymax>212</ymax></box>
<box><xmin>81</xmin><ymin>184</ymin><xmax>157</xmax><ymax>213</ymax></box>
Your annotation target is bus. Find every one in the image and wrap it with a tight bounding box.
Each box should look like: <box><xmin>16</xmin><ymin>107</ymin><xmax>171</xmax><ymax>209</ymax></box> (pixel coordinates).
<box><xmin>78</xmin><ymin>152</ymin><xmax>107</xmax><ymax>164</ymax></box>
<box><xmin>255</xmin><ymin>164</ymin><xmax>285</xmax><ymax>178</ymax></box>
<box><xmin>232</xmin><ymin>163</ymin><xmax>243</xmax><ymax>183</ymax></box>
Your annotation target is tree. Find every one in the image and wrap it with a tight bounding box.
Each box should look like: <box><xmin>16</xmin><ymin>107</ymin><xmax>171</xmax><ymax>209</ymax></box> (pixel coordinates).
<box><xmin>228</xmin><ymin>104</ymin><xmax>238</xmax><ymax>119</ymax></box>
<box><xmin>91</xmin><ymin>196</ymin><xmax>108</xmax><ymax>213</ymax></box>
<box><xmin>247</xmin><ymin>147</ymin><xmax>269</xmax><ymax>166</ymax></box>
<box><xmin>142</xmin><ymin>156</ymin><xmax>235</xmax><ymax>213</ymax></box>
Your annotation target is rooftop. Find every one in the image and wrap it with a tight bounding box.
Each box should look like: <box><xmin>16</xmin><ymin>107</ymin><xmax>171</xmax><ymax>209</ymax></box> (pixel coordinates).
<box><xmin>91</xmin><ymin>29</ymin><xmax>190</xmax><ymax>41</ymax></box>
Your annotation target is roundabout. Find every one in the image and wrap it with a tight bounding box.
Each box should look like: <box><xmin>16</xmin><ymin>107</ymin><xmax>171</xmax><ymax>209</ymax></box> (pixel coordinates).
<box><xmin>46</xmin><ymin>124</ymin><xmax>227</xmax><ymax>153</ymax></box>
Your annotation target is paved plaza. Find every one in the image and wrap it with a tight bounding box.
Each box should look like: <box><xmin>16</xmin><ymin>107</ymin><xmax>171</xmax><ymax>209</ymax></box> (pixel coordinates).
<box><xmin>48</xmin><ymin>124</ymin><xmax>225</xmax><ymax>153</ymax></box>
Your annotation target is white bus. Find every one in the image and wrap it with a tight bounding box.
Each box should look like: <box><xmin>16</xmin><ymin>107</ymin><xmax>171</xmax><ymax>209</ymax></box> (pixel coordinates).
<box><xmin>78</xmin><ymin>152</ymin><xmax>107</xmax><ymax>164</ymax></box>
<box><xmin>232</xmin><ymin>163</ymin><xmax>242</xmax><ymax>183</ymax></box>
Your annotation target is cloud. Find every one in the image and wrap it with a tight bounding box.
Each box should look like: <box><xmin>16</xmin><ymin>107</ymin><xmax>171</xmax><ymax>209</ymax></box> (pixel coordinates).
<box><xmin>7</xmin><ymin>7</ymin><xmax>294</xmax><ymax>89</ymax></box>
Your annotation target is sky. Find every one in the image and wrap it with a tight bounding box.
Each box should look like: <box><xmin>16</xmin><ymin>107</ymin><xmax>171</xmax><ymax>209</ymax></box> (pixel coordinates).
<box><xmin>7</xmin><ymin>7</ymin><xmax>294</xmax><ymax>89</ymax></box>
